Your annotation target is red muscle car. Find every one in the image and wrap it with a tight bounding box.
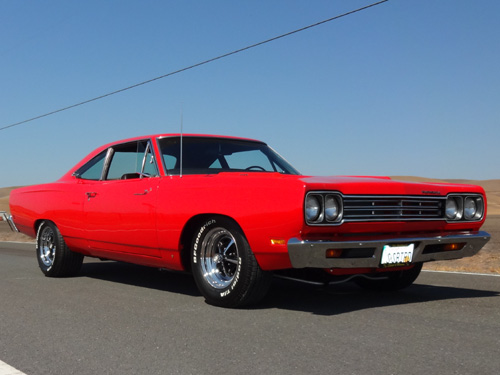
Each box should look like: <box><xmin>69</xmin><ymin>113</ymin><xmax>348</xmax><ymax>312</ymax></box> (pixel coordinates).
<box><xmin>6</xmin><ymin>134</ymin><xmax>491</xmax><ymax>307</ymax></box>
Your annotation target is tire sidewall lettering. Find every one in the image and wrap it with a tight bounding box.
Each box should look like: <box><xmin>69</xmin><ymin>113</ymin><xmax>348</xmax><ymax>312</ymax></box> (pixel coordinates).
<box><xmin>193</xmin><ymin>219</ymin><xmax>216</xmax><ymax>264</ymax></box>
<box><xmin>219</xmin><ymin>256</ymin><xmax>241</xmax><ymax>298</ymax></box>
<box><xmin>231</xmin><ymin>256</ymin><xmax>242</xmax><ymax>291</ymax></box>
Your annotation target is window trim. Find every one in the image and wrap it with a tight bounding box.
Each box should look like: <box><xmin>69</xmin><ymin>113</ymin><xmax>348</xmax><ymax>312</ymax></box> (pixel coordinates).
<box><xmin>74</xmin><ymin>139</ymin><xmax>160</xmax><ymax>181</ymax></box>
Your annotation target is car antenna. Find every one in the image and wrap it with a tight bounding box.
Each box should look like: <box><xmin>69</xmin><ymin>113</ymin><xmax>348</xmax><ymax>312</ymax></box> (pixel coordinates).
<box><xmin>180</xmin><ymin>105</ymin><xmax>183</xmax><ymax>178</ymax></box>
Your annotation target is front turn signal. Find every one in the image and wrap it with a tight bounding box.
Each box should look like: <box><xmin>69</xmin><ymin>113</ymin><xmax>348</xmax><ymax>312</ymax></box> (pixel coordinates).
<box><xmin>326</xmin><ymin>249</ymin><xmax>343</xmax><ymax>258</ymax></box>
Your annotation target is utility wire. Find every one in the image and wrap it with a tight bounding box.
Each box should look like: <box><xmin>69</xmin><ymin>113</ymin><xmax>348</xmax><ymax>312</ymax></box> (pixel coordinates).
<box><xmin>1</xmin><ymin>0</ymin><xmax>389</xmax><ymax>132</ymax></box>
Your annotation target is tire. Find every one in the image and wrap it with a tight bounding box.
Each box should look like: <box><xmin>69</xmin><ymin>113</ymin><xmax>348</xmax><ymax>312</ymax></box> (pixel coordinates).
<box><xmin>36</xmin><ymin>221</ymin><xmax>84</xmax><ymax>277</ymax></box>
<box><xmin>191</xmin><ymin>217</ymin><xmax>272</xmax><ymax>308</ymax></box>
<box><xmin>354</xmin><ymin>263</ymin><xmax>423</xmax><ymax>291</ymax></box>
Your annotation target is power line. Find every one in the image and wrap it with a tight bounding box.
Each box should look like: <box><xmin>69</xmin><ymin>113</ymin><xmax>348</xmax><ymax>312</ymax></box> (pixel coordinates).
<box><xmin>1</xmin><ymin>0</ymin><xmax>389</xmax><ymax>132</ymax></box>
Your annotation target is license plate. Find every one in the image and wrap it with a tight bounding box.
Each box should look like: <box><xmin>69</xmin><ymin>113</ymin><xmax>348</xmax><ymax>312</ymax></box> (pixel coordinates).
<box><xmin>381</xmin><ymin>244</ymin><xmax>414</xmax><ymax>266</ymax></box>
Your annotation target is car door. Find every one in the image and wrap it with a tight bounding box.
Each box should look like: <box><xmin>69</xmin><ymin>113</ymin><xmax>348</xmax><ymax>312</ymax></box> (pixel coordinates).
<box><xmin>81</xmin><ymin>140</ymin><xmax>161</xmax><ymax>257</ymax></box>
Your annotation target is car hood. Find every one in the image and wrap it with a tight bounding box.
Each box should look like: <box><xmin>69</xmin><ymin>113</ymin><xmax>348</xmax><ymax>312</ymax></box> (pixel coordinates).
<box><xmin>297</xmin><ymin>175</ymin><xmax>485</xmax><ymax>196</ymax></box>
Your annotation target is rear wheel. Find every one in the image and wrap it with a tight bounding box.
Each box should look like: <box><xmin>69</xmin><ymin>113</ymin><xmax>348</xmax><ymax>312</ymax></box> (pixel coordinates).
<box><xmin>191</xmin><ymin>217</ymin><xmax>272</xmax><ymax>308</ymax></box>
<box><xmin>36</xmin><ymin>221</ymin><xmax>84</xmax><ymax>277</ymax></box>
<box><xmin>354</xmin><ymin>263</ymin><xmax>423</xmax><ymax>291</ymax></box>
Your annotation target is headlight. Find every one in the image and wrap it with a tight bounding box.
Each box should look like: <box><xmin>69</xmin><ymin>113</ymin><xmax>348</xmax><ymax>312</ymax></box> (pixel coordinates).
<box><xmin>325</xmin><ymin>195</ymin><xmax>341</xmax><ymax>222</ymax></box>
<box><xmin>305</xmin><ymin>192</ymin><xmax>343</xmax><ymax>225</ymax></box>
<box><xmin>463</xmin><ymin>197</ymin><xmax>476</xmax><ymax>220</ymax></box>
<box><xmin>305</xmin><ymin>195</ymin><xmax>322</xmax><ymax>223</ymax></box>
<box><xmin>445</xmin><ymin>197</ymin><xmax>461</xmax><ymax>220</ymax></box>
<box><xmin>464</xmin><ymin>196</ymin><xmax>484</xmax><ymax>221</ymax></box>
<box><xmin>446</xmin><ymin>194</ymin><xmax>484</xmax><ymax>221</ymax></box>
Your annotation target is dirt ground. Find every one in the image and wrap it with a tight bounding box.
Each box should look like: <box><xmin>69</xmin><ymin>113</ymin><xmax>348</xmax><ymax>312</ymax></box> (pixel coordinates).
<box><xmin>1</xmin><ymin>215</ymin><xmax>498</xmax><ymax>275</ymax></box>
<box><xmin>423</xmin><ymin>215</ymin><xmax>500</xmax><ymax>274</ymax></box>
<box><xmin>0</xmin><ymin>222</ymin><xmax>33</xmax><ymax>242</ymax></box>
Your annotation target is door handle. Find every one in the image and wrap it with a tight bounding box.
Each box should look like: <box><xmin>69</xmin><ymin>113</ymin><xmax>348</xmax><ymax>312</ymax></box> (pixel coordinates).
<box><xmin>134</xmin><ymin>188</ymin><xmax>151</xmax><ymax>196</ymax></box>
<box><xmin>86</xmin><ymin>192</ymin><xmax>97</xmax><ymax>200</ymax></box>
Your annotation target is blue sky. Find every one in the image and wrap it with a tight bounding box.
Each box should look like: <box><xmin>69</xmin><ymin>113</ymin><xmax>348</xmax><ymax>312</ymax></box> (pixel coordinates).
<box><xmin>1</xmin><ymin>0</ymin><xmax>499</xmax><ymax>187</ymax></box>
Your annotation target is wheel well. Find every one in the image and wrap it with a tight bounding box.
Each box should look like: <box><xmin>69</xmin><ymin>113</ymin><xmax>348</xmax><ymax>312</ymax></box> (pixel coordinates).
<box><xmin>179</xmin><ymin>214</ymin><xmax>244</xmax><ymax>272</ymax></box>
<box><xmin>34</xmin><ymin>219</ymin><xmax>58</xmax><ymax>239</ymax></box>
<box><xmin>34</xmin><ymin>219</ymin><xmax>46</xmax><ymax>234</ymax></box>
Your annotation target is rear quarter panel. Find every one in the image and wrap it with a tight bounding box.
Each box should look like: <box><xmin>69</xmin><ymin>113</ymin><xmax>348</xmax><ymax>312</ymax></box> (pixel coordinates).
<box><xmin>9</xmin><ymin>181</ymin><xmax>85</xmax><ymax>244</ymax></box>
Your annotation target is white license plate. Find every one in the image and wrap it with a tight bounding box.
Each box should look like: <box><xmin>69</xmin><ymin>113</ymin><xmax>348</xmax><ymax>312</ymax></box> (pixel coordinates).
<box><xmin>381</xmin><ymin>244</ymin><xmax>414</xmax><ymax>266</ymax></box>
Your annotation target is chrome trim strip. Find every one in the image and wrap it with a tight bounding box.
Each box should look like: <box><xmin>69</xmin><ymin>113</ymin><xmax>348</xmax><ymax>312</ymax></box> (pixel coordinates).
<box><xmin>0</xmin><ymin>211</ymin><xmax>19</xmax><ymax>233</ymax></box>
<box><xmin>287</xmin><ymin>231</ymin><xmax>490</xmax><ymax>269</ymax></box>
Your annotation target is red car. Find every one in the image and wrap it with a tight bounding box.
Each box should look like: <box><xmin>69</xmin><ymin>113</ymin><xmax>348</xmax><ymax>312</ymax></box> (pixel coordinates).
<box><xmin>6</xmin><ymin>134</ymin><xmax>491</xmax><ymax>307</ymax></box>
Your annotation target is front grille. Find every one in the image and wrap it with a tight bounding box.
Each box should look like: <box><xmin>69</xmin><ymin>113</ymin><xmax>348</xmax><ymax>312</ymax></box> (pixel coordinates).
<box><xmin>343</xmin><ymin>196</ymin><xmax>445</xmax><ymax>222</ymax></box>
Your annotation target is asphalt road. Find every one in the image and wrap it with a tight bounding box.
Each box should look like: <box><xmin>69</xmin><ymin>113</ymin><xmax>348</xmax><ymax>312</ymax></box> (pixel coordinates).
<box><xmin>1</xmin><ymin>242</ymin><xmax>499</xmax><ymax>375</ymax></box>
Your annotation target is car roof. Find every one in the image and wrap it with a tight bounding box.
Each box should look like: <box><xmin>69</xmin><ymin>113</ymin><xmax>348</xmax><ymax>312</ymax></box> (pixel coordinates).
<box><xmin>108</xmin><ymin>133</ymin><xmax>265</xmax><ymax>147</ymax></box>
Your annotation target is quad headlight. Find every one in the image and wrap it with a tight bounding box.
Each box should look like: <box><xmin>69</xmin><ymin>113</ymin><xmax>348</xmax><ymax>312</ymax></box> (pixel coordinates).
<box><xmin>445</xmin><ymin>194</ymin><xmax>484</xmax><ymax>222</ymax></box>
<box><xmin>305</xmin><ymin>195</ymin><xmax>322</xmax><ymax>222</ymax></box>
<box><xmin>325</xmin><ymin>195</ymin><xmax>341</xmax><ymax>221</ymax></box>
<box><xmin>445</xmin><ymin>196</ymin><xmax>462</xmax><ymax>220</ymax></box>
<box><xmin>305</xmin><ymin>192</ymin><xmax>343</xmax><ymax>225</ymax></box>
<box><xmin>464</xmin><ymin>196</ymin><xmax>484</xmax><ymax>221</ymax></box>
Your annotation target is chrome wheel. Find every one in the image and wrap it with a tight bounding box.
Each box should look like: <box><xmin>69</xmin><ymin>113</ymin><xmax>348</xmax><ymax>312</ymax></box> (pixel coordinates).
<box><xmin>36</xmin><ymin>221</ymin><xmax>84</xmax><ymax>277</ymax></box>
<box><xmin>192</xmin><ymin>217</ymin><xmax>272</xmax><ymax>307</ymax></box>
<box><xmin>39</xmin><ymin>226</ymin><xmax>56</xmax><ymax>268</ymax></box>
<box><xmin>199</xmin><ymin>227</ymin><xmax>239</xmax><ymax>289</ymax></box>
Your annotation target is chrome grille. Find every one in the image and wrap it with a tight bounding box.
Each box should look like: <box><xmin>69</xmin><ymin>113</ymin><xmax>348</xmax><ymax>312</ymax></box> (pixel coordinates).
<box><xmin>343</xmin><ymin>196</ymin><xmax>445</xmax><ymax>222</ymax></box>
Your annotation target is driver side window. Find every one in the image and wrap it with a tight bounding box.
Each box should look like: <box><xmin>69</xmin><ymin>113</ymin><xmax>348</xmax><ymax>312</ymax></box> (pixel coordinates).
<box><xmin>106</xmin><ymin>141</ymin><xmax>158</xmax><ymax>180</ymax></box>
<box><xmin>143</xmin><ymin>145</ymin><xmax>158</xmax><ymax>176</ymax></box>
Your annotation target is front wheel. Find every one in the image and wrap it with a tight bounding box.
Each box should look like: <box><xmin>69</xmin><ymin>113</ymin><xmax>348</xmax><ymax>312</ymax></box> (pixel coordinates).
<box><xmin>354</xmin><ymin>263</ymin><xmax>423</xmax><ymax>291</ymax></box>
<box><xmin>191</xmin><ymin>217</ymin><xmax>272</xmax><ymax>308</ymax></box>
<box><xmin>36</xmin><ymin>221</ymin><xmax>84</xmax><ymax>277</ymax></box>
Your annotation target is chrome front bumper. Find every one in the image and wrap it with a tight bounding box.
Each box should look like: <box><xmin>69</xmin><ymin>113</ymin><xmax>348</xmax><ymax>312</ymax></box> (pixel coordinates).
<box><xmin>287</xmin><ymin>231</ymin><xmax>491</xmax><ymax>269</ymax></box>
<box><xmin>0</xmin><ymin>211</ymin><xmax>19</xmax><ymax>233</ymax></box>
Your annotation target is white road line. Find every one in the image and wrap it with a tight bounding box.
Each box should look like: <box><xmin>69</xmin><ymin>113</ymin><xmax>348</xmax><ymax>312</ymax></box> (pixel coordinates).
<box><xmin>0</xmin><ymin>241</ymin><xmax>35</xmax><ymax>244</ymax></box>
<box><xmin>0</xmin><ymin>360</ymin><xmax>27</xmax><ymax>375</ymax></box>
<box><xmin>423</xmin><ymin>269</ymin><xmax>500</xmax><ymax>277</ymax></box>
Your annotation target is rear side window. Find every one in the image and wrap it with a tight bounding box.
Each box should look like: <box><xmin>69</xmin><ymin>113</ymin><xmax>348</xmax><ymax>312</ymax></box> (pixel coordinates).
<box><xmin>74</xmin><ymin>140</ymin><xmax>159</xmax><ymax>181</ymax></box>
<box><xmin>74</xmin><ymin>151</ymin><xmax>107</xmax><ymax>180</ymax></box>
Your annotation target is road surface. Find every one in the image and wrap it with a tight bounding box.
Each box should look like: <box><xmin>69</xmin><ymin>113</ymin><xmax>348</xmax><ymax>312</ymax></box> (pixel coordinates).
<box><xmin>1</xmin><ymin>242</ymin><xmax>499</xmax><ymax>375</ymax></box>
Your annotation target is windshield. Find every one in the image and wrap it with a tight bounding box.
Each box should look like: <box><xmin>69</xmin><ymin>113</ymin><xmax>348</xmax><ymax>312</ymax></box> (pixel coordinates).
<box><xmin>158</xmin><ymin>137</ymin><xmax>300</xmax><ymax>175</ymax></box>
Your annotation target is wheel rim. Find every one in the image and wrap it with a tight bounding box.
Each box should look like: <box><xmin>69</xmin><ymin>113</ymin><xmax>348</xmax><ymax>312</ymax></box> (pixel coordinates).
<box><xmin>39</xmin><ymin>226</ymin><xmax>56</xmax><ymax>268</ymax></box>
<box><xmin>200</xmin><ymin>228</ymin><xmax>239</xmax><ymax>289</ymax></box>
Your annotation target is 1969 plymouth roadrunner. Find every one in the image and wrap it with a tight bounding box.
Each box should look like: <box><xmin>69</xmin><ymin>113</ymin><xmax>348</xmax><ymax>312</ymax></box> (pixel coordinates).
<box><xmin>5</xmin><ymin>134</ymin><xmax>491</xmax><ymax>307</ymax></box>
